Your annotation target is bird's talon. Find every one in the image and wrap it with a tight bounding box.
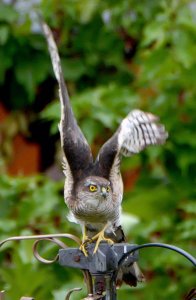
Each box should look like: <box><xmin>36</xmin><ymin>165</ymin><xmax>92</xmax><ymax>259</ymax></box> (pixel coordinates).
<box><xmin>79</xmin><ymin>243</ymin><xmax>88</xmax><ymax>257</ymax></box>
<box><xmin>93</xmin><ymin>236</ymin><xmax>114</xmax><ymax>254</ymax></box>
<box><xmin>106</xmin><ymin>238</ymin><xmax>114</xmax><ymax>245</ymax></box>
<box><xmin>83</xmin><ymin>238</ymin><xmax>93</xmax><ymax>245</ymax></box>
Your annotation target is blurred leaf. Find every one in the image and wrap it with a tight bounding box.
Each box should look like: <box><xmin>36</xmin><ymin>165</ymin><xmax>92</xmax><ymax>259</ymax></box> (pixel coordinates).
<box><xmin>0</xmin><ymin>48</ymin><xmax>12</xmax><ymax>83</ymax></box>
<box><xmin>15</xmin><ymin>53</ymin><xmax>50</xmax><ymax>102</ymax></box>
<box><xmin>0</xmin><ymin>2</ymin><xmax>18</xmax><ymax>23</ymax></box>
<box><xmin>172</xmin><ymin>30</ymin><xmax>196</xmax><ymax>68</ymax></box>
<box><xmin>0</xmin><ymin>25</ymin><xmax>9</xmax><ymax>45</ymax></box>
<box><xmin>61</xmin><ymin>58</ymin><xmax>86</xmax><ymax>80</ymax></box>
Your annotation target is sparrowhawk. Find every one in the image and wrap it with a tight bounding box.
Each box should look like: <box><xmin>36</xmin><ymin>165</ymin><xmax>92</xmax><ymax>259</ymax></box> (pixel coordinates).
<box><xmin>42</xmin><ymin>21</ymin><xmax>168</xmax><ymax>287</ymax></box>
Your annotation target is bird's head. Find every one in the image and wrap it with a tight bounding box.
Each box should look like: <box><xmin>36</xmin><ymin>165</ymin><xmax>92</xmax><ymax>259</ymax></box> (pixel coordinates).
<box><xmin>76</xmin><ymin>176</ymin><xmax>112</xmax><ymax>203</ymax></box>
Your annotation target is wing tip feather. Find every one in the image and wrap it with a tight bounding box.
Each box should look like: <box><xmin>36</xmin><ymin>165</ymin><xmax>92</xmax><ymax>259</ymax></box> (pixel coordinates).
<box><xmin>119</xmin><ymin>109</ymin><xmax>168</xmax><ymax>155</ymax></box>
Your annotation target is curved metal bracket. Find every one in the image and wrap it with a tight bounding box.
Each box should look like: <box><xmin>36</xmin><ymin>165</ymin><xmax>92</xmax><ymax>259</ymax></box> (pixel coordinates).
<box><xmin>0</xmin><ymin>233</ymin><xmax>81</xmax><ymax>264</ymax></box>
<box><xmin>0</xmin><ymin>233</ymin><xmax>93</xmax><ymax>296</ymax></box>
<box><xmin>119</xmin><ymin>242</ymin><xmax>196</xmax><ymax>268</ymax></box>
<box><xmin>65</xmin><ymin>287</ymin><xmax>82</xmax><ymax>300</ymax></box>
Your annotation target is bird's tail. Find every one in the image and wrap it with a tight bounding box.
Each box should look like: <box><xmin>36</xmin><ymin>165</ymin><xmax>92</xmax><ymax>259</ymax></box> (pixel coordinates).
<box><xmin>113</xmin><ymin>226</ymin><xmax>145</xmax><ymax>287</ymax></box>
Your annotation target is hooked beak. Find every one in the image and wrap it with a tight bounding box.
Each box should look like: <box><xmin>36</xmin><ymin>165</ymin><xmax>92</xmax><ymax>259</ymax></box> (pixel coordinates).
<box><xmin>101</xmin><ymin>187</ymin><xmax>107</xmax><ymax>198</ymax></box>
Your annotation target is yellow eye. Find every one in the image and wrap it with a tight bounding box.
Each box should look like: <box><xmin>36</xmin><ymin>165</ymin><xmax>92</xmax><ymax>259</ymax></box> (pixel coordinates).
<box><xmin>106</xmin><ymin>186</ymin><xmax>110</xmax><ymax>192</ymax></box>
<box><xmin>89</xmin><ymin>185</ymin><xmax>97</xmax><ymax>192</ymax></box>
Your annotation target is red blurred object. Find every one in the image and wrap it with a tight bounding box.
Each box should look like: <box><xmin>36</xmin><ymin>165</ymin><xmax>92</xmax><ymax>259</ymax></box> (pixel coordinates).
<box><xmin>7</xmin><ymin>134</ymin><xmax>40</xmax><ymax>175</ymax></box>
<box><xmin>0</xmin><ymin>103</ymin><xmax>40</xmax><ymax>175</ymax></box>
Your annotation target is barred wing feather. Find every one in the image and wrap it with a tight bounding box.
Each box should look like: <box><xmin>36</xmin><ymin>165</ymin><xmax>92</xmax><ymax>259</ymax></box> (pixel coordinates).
<box><xmin>119</xmin><ymin>110</ymin><xmax>168</xmax><ymax>156</ymax></box>
<box><xmin>96</xmin><ymin>110</ymin><xmax>168</xmax><ymax>179</ymax></box>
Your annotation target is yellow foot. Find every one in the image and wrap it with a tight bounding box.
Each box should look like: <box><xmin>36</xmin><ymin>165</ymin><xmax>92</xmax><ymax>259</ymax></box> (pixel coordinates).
<box><xmin>79</xmin><ymin>242</ymin><xmax>89</xmax><ymax>257</ymax></box>
<box><xmin>91</xmin><ymin>227</ymin><xmax>114</xmax><ymax>254</ymax></box>
<box><xmin>79</xmin><ymin>225</ymin><xmax>92</xmax><ymax>257</ymax></box>
<box><xmin>79</xmin><ymin>225</ymin><xmax>114</xmax><ymax>256</ymax></box>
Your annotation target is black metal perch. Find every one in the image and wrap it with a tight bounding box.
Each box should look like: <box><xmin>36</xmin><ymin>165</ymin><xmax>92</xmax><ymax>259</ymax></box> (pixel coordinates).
<box><xmin>59</xmin><ymin>242</ymin><xmax>196</xmax><ymax>300</ymax></box>
<box><xmin>0</xmin><ymin>234</ymin><xmax>195</xmax><ymax>299</ymax></box>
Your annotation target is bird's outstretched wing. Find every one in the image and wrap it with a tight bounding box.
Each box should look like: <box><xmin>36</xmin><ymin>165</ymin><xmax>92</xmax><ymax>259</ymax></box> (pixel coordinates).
<box><xmin>95</xmin><ymin>109</ymin><xmax>168</xmax><ymax>180</ymax></box>
<box><xmin>41</xmin><ymin>21</ymin><xmax>93</xmax><ymax>182</ymax></box>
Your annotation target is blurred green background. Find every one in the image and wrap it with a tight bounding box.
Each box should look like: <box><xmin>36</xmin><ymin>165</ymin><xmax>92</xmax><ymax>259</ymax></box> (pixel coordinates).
<box><xmin>0</xmin><ymin>0</ymin><xmax>195</xmax><ymax>299</ymax></box>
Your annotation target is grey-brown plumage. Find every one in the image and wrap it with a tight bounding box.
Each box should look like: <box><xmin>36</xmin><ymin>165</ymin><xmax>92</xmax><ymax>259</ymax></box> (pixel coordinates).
<box><xmin>41</xmin><ymin>21</ymin><xmax>168</xmax><ymax>287</ymax></box>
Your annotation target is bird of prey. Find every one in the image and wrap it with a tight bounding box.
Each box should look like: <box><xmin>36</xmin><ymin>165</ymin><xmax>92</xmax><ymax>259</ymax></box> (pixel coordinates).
<box><xmin>41</xmin><ymin>21</ymin><xmax>168</xmax><ymax>287</ymax></box>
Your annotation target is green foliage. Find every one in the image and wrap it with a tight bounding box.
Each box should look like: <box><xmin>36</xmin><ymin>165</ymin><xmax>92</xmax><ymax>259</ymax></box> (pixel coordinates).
<box><xmin>0</xmin><ymin>0</ymin><xmax>195</xmax><ymax>299</ymax></box>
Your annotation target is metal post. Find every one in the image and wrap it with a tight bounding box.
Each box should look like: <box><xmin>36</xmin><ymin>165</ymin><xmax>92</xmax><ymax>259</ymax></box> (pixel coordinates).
<box><xmin>59</xmin><ymin>243</ymin><xmax>138</xmax><ymax>300</ymax></box>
